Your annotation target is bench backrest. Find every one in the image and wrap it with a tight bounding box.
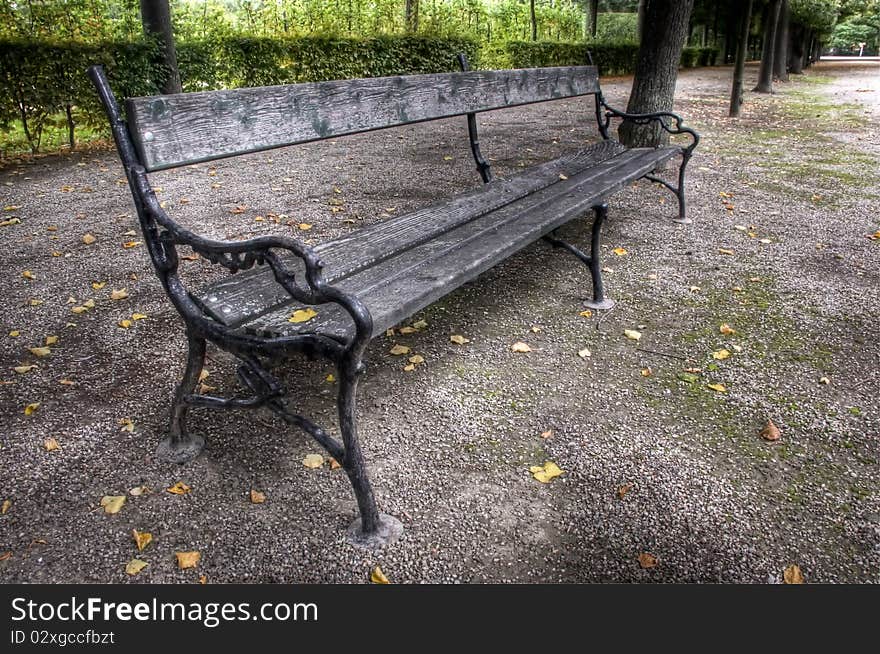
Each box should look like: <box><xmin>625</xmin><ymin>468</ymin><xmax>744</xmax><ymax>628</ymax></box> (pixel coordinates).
<box><xmin>126</xmin><ymin>66</ymin><xmax>600</xmax><ymax>171</ymax></box>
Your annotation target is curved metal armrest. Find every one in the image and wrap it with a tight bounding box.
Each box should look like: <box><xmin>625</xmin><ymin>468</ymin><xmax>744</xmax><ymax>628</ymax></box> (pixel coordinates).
<box><xmin>132</xmin><ymin>170</ymin><xmax>373</xmax><ymax>348</ymax></box>
<box><xmin>595</xmin><ymin>96</ymin><xmax>700</xmax><ymax>154</ymax></box>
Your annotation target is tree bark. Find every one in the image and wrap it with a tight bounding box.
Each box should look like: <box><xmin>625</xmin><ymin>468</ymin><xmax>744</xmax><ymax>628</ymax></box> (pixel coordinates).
<box><xmin>773</xmin><ymin>0</ymin><xmax>790</xmax><ymax>82</ymax></box>
<box><xmin>729</xmin><ymin>0</ymin><xmax>753</xmax><ymax>117</ymax></box>
<box><xmin>789</xmin><ymin>23</ymin><xmax>805</xmax><ymax>74</ymax></box>
<box><xmin>637</xmin><ymin>0</ymin><xmax>647</xmax><ymax>42</ymax></box>
<box><xmin>140</xmin><ymin>0</ymin><xmax>181</xmax><ymax>94</ymax></box>
<box><xmin>619</xmin><ymin>0</ymin><xmax>695</xmax><ymax>148</ymax></box>
<box><xmin>752</xmin><ymin>0</ymin><xmax>781</xmax><ymax>93</ymax></box>
<box><xmin>405</xmin><ymin>0</ymin><xmax>419</xmax><ymax>33</ymax></box>
<box><xmin>530</xmin><ymin>0</ymin><xmax>537</xmax><ymax>41</ymax></box>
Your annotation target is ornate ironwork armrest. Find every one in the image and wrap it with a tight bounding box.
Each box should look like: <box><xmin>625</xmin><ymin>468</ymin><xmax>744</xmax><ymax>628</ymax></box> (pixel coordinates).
<box><xmin>595</xmin><ymin>96</ymin><xmax>700</xmax><ymax>154</ymax></box>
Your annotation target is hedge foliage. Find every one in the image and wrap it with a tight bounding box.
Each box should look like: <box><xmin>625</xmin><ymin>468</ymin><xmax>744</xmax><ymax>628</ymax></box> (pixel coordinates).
<box><xmin>1</xmin><ymin>34</ymin><xmax>717</xmax><ymax>155</ymax></box>
<box><xmin>496</xmin><ymin>41</ymin><xmax>719</xmax><ymax>75</ymax></box>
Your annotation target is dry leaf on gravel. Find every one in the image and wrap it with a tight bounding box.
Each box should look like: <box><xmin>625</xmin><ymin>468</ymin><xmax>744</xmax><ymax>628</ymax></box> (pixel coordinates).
<box><xmin>100</xmin><ymin>495</ymin><xmax>126</xmax><ymax>514</ymax></box>
<box><xmin>389</xmin><ymin>344</ymin><xmax>411</xmax><ymax>356</ymax></box>
<box><xmin>719</xmin><ymin>323</ymin><xmax>736</xmax><ymax>335</ymax></box>
<box><xmin>29</xmin><ymin>347</ymin><xmax>51</xmax><ymax>357</ymax></box>
<box><xmin>14</xmin><ymin>365</ymin><xmax>36</xmax><ymax>374</ymax></box>
<box><xmin>166</xmin><ymin>481</ymin><xmax>191</xmax><ymax>495</ymax></box>
<box><xmin>44</xmin><ymin>437</ymin><xmax>59</xmax><ymax>452</ymax></box>
<box><xmin>712</xmin><ymin>349</ymin><xmax>731</xmax><ymax>360</ymax></box>
<box><xmin>783</xmin><ymin>564</ymin><xmax>804</xmax><ymax>584</ymax></box>
<box><xmin>125</xmin><ymin>559</ymin><xmax>148</xmax><ymax>575</ymax></box>
<box><xmin>577</xmin><ymin>348</ymin><xmax>591</xmax><ymax>358</ymax></box>
<box><xmin>450</xmin><ymin>334</ymin><xmax>470</xmax><ymax>345</ymax></box>
<box><xmin>1</xmin><ymin>499</ymin><xmax>11</xmax><ymax>515</ymax></box>
<box><xmin>24</xmin><ymin>402</ymin><xmax>40</xmax><ymax>416</ymax></box>
<box><xmin>618</xmin><ymin>484</ymin><xmax>633</xmax><ymax>499</ymax></box>
<box><xmin>371</xmin><ymin>566</ymin><xmax>390</xmax><ymax>584</ymax></box>
<box><xmin>511</xmin><ymin>342</ymin><xmax>532</xmax><ymax>353</ymax></box>
<box><xmin>119</xmin><ymin>418</ymin><xmax>135</xmax><ymax>433</ymax></box>
<box><xmin>530</xmin><ymin>461</ymin><xmax>564</xmax><ymax>483</ymax></box>
<box><xmin>638</xmin><ymin>553</ymin><xmax>658</xmax><ymax>569</ymax></box>
<box><xmin>132</xmin><ymin>529</ymin><xmax>152</xmax><ymax>552</ymax></box>
<box><xmin>110</xmin><ymin>288</ymin><xmax>129</xmax><ymax>300</ymax></box>
<box><xmin>250</xmin><ymin>490</ymin><xmax>266</xmax><ymax>504</ymax></box>
<box><xmin>176</xmin><ymin>551</ymin><xmax>200</xmax><ymax>569</ymax></box>
<box><xmin>540</xmin><ymin>430</ymin><xmax>553</xmax><ymax>439</ymax></box>
<box><xmin>760</xmin><ymin>419</ymin><xmax>781</xmax><ymax>442</ymax></box>
<box><xmin>82</xmin><ymin>233</ymin><xmax>96</xmax><ymax>244</ymax></box>
<box><xmin>624</xmin><ymin>329</ymin><xmax>642</xmax><ymax>341</ymax></box>
<box><xmin>707</xmin><ymin>383</ymin><xmax>727</xmax><ymax>393</ymax></box>
<box><xmin>302</xmin><ymin>454</ymin><xmax>324</xmax><ymax>469</ymax></box>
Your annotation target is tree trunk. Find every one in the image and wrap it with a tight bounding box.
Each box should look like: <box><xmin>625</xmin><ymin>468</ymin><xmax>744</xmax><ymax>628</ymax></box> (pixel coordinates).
<box><xmin>637</xmin><ymin>0</ymin><xmax>647</xmax><ymax>42</ymax></box>
<box><xmin>773</xmin><ymin>0</ymin><xmax>790</xmax><ymax>82</ymax></box>
<box><xmin>530</xmin><ymin>0</ymin><xmax>537</xmax><ymax>41</ymax></box>
<box><xmin>65</xmin><ymin>104</ymin><xmax>75</xmax><ymax>151</ymax></box>
<box><xmin>619</xmin><ymin>0</ymin><xmax>695</xmax><ymax>148</ymax></box>
<box><xmin>729</xmin><ymin>0</ymin><xmax>753</xmax><ymax>117</ymax></box>
<box><xmin>140</xmin><ymin>0</ymin><xmax>181</xmax><ymax>94</ymax></box>
<box><xmin>723</xmin><ymin>1</ymin><xmax>737</xmax><ymax>64</ymax></box>
<box><xmin>590</xmin><ymin>0</ymin><xmax>599</xmax><ymax>38</ymax></box>
<box><xmin>405</xmin><ymin>0</ymin><xmax>419</xmax><ymax>33</ymax></box>
<box><xmin>789</xmin><ymin>24</ymin><xmax>805</xmax><ymax>74</ymax></box>
<box><xmin>752</xmin><ymin>0</ymin><xmax>781</xmax><ymax>93</ymax></box>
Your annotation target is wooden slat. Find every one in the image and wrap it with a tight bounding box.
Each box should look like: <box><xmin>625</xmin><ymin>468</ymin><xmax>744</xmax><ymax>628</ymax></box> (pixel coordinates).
<box><xmin>126</xmin><ymin>66</ymin><xmax>600</xmax><ymax>171</ymax></box>
<box><xmin>239</xmin><ymin>146</ymin><xmax>680</xmax><ymax>341</ymax></box>
<box><xmin>197</xmin><ymin>140</ymin><xmax>628</xmax><ymax>328</ymax></box>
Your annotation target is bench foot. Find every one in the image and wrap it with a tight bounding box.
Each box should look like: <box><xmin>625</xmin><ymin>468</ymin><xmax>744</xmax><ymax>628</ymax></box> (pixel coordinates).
<box><xmin>156</xmin><ymin>433</ymin><xmax>206</xmax><ymax>464</ymax></box>
<box><xmin>347</xmin><ymin>513</ymin><xmax>404</xmax><ymax>549</ymax></box>
<box><xmin>583</xmin><ymin>297</ymin><xmax>616</xmax><ymax>311</ymax></box>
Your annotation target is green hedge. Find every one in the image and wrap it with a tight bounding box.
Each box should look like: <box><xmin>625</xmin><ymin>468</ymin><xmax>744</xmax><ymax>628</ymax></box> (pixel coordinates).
<box><xmin>498</xmin><ymin>41</ymin><xmax>720</xmax><ymax>74</ymax></box>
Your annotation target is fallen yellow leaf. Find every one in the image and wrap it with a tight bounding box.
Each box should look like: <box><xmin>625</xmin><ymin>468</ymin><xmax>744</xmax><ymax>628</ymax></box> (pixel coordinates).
<box><xmin>166</xmin><ymin>481</ymin><xmax>191</xmax><ymax>495</ymax></box>
<box><xmin>398</xmin><ymin>326</ymin><xmax>417</xmax><ymax>334</ymax></box>
<box><xmin>82</xmin><ymin>233</ymin><xmax>97</xmax><ymax>244</ymax></box>
<box><xmin>100</xmin><ymin>495</ymin><xmax>126</xmax><ymax>514</ymax></box>
<box><xmin>612</xmin><ymin>247</ymin><xmax>628</xmax><ymax>256</ymax></box>
<box><xmin>132</xmin><ymin>529</ymin><xmax>153</xmax><ymax>552</ymax></box>
<box><xmin>288</xmin><ymin>308</ymin><xmax>318</xmax><ymax>323</ymax></box>
<box><xmin>45</xmin><ymin>335</ymin><xmax>58</xmax><ymax>346</ymax></box>
<box><xmin>28</xmin><ymin>298</ymin><xmax>43</xmax><ymax>306</ymax></box>
<box><xmin>540</xmin><ymin>429</ymin><xmax>553</xmax><ymax>439</ymax></box>
<box><xmin>389</xmin><ymin>344</ymin><xmax>411</xmax><ymax>355</ymax></box>
<box><xmin>110</xmin><ymin>288</ymin><xmax>129</xmax><ymax>300</ymax></box>
<box><xmin>122</xmin><ymin>241</ymin><xmax>142</xmax><ymax>249</ymax></box>
<box><xmin>412</xmin><ymin>320</ymin><xmax>428</xmax><ymax>330</ymax></box>
<box><xmin>131</xmin><ymin>313</ymin><xmax>148</xmax><ymax>321</ymax></box>
<box><xmin>640</xmin><ymin>367</ymin><xmax>652</xmax><ymax>377</ymax></box>
<box><xmin>22</xmin><ymin>270</ymin><xmax>35</xmax><ymax>280</ymax></box>
<box><xmin>450</xmin><ymin>334</ymin><xmax>470</xmax><ymax>345</ymax></box>
<box><xmin>58</xmin><ymin>379</ymin><xmax>76</xmax><ymax>386</ymax></box>
<box><xmin>302</xmin><ymin>453</ymin><xmax>324</xmax><ymax>469</ymax></box>
<box><xmin>83</xmin><ymin>299</ymin><xmax>95</xmax><ymax>308</ymax></box>
<box><xmin>783</xmin><ymin>564</ymin><xmax>804</xmax><ymax>584</ymax></box>
<box><xmin>719</xmin><ymin>323</ymin><xmax>736</xmax><ymax>335</ymax></box>
<box><xmin>718</xmin><ymin>248</ymin><xmax>735</xmax><ymax>255</ymax></box>
<box><xmin>530</xmin><ymin>461</ymin><xmax>564</xmax><ymax>483</ymax></box>
<box><xmin>250</xmin><ymin>490</ymin><xmax>266</xmax><ymax>504</ymax></box>
<box><xmin>578</xmin><ymin>310</ymin><xmax>593</xmax><ymax>318</ymax></box>
<box><xmin>176</xmin><ymin>551</ymin><xmax>201</xmax><ymax>569</ymax></box>
<box><xmin>328</xmin><ymin>457</ymin><xmax>342</xmax><ymax>470</ymax></box>
<box><xmin>325</xmin><ymin>373</ymin><xmax>336</xmax><ymax>383</ymax></box>
<box><xmin>624</xmin><ymin>329</ymin><xmax>642</xmax><ymax>341</ymax></box>
<box><xmin>125</xmin><ymin>559</ymin><xmax>149</xmax><ymax>576</ymax></box>
<box><xmin>408</xmin><ymin>354</ymin><xmax>425</xmax><ymax>365</ymax></box>
<box><xmin>712</xmin><ymin>349</ymin><xmax>731</xmax><ymax>361</ymax></box>
<box><xmin>29</xmin><ymin>347</ymin><xmax>51</xmax><ymax>357</ymax></box>
<box><xmin>91</xmin><ymin>281</ymin><xmax>107</xmax><ymax>290</ymax></box>
<box><xmin>199</xmin><ymin>574</ymin><xmax>208</xmax><ymax>584</ymax></box>
<box><xmin>71</xmin><ymin>306</ymin><xmax>88</xmax><ymax>314</ymax></box>
<box><xmin>370</xmin><ymin>566</ymin><xmax>390</xmax><ymax>584</ymax></box>
<box><xmin>707</xmin><ymin>383</ymin><xmax>727</xmax><ymax>393</ymax></box>
<box><xmin>118</xmin><ymin>319</ymin><xmax>133</xmax><ymax>329</ymax></box>
<box><xmin>2</xmin><ymin>499</ymin><xmax>11</xmax><ymax>514</ymax></box>
<box><xmin>618</xmin><ymin>484</ymin><xmax>633</xmax><ymax>499</ymax></box>
<box><xmin>298</xmin><ymin>223</ymin><xmax>312</xmax><ymax>231</ymax></box>
<box><xmin>9</xmin><ymin>330</ymin><xmax>20</xmax><ymax>337</ymax></box>
<box><xmin>44</xmin><ymin>437</ymin><xmax>60</xmax><ymax>452</ymax></box>
<box><xmin>119</xmin><ymin>418</ymin><xmax>135</xmax><ymax>433</ymax></box>
<box><xmin>24</xmin><ymin>402</ymin><xmax>40</xmax><ymax>416</ymax></box>
<box><xmin>511</xmin><ymin>341</ymin><xmax>532</xmax><ymax>353</ymax></box>
<box><xmin>14</xmin><ymin>365</ymin><xmax>36</xmax><ymax>374</ymax></box>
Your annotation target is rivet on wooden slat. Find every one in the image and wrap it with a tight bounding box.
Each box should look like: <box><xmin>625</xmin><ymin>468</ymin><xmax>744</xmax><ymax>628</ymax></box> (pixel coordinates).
<box><xmin>143</xmin><ymin>131</ymin><xmax>154</xmax><ymax>142</ymax></box>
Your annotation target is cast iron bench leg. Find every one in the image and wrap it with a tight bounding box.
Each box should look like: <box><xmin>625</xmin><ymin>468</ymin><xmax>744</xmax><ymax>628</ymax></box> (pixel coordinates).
<box><xmin>156</xmin><ymin>331</ymin><xmax>207</xmax><ymax>463</ymax></box>
<box><xmin>340</xmin><ymin>355</ymin><xmax>404</xmax><ymax>548</ymax></box>
<box><xmin>644</xmin><ymin>151</ymin><xmax>693</xmax><ymax>224</ymax></box>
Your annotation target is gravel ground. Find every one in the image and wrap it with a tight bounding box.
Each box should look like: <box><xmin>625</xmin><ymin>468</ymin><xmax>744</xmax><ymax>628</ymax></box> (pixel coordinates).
<box><xmin>1</xmin><ymin>61</ymin><xmax>878</xmax><ymax>584</ymax></box>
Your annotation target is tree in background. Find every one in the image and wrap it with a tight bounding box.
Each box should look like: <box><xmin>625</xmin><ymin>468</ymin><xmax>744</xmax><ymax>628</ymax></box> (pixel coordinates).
<box><xmin>753</xmin><ymin>0</ymin><xmax>782</xmax><ymax>92</ymax></box>
<box><xmin>729</xmin><ymin>0</ymin><xmax>754</xmax><ymax>116</ymax></box>
<box><xmin>140</xmin><ymin>0</ymin><xmax>181</xmax><ymax>93</ymax></box>
<box><xmin>773</xmin><ymin>0</ymin><xmax>790</xmax><ymax>81</ymax></box>
<box><xmin>619</xmin><ymin>0</ymin><xmax>694</xmax><ymax>148</ymax></box>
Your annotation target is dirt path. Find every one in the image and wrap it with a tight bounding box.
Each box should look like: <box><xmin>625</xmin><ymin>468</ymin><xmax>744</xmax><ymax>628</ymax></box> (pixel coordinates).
<box><xmin>1</xmin><ymin>61</ymin><xmax>878</xmax><ymax>583</ymax></box>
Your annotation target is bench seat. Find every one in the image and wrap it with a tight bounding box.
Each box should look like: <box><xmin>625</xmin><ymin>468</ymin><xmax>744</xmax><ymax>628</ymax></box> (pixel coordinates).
<box><xmin>197</xmin><ymin>141</ymin><xmax>679</xmax><ymax>341</ymax></box>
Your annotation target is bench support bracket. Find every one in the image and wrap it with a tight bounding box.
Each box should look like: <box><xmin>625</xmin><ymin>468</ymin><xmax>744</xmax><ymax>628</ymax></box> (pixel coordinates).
<box><xmin>543</xmin><ymin>203</ymin><xmax>615</xmax><ymax>310</ymax></box>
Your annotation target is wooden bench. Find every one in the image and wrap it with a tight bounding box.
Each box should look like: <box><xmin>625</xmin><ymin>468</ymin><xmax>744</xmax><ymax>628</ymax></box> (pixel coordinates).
<box><xmin>87</xmin><ymin>57</ymin><xmax>698</xmax><ymax>548</ymax></box>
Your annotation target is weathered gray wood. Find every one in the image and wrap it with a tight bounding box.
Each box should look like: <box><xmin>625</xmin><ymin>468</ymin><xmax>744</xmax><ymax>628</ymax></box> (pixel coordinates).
<box><xmin>198</xmin><ymin>140</ymin><xmax>628</xmax><ymax>327</ymax></box>
<box><xmin>233</xmin><ymin>146</ymin><xmax>680</xmax><ymax>340</ymax></box>
<box><xmin>127</xmin><ymin>66</ymin><xmax>601</xmax><ymax>171</ymax></box>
